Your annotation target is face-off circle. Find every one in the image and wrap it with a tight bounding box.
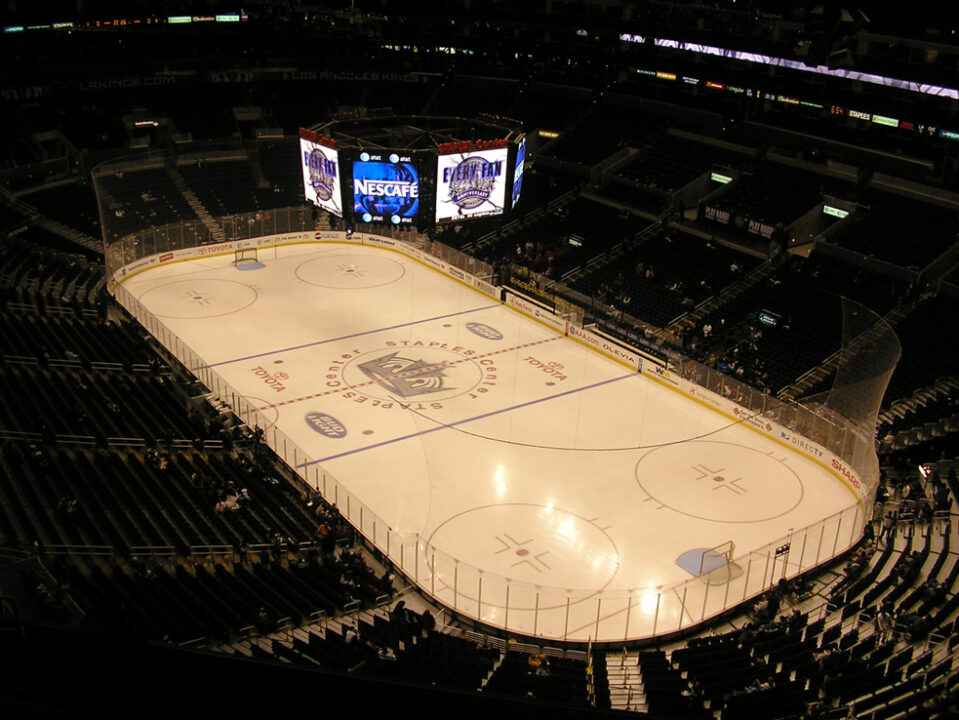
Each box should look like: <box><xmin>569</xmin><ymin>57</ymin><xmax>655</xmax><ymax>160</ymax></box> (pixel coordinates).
<box><xmin>635</xmin><ymin>440</ymin><xmax>804</xmax><ymax>523</ymax></box>
<box><xmin>236</xmin><ymin>395</ymin><xmax>280</xmax><ymax>430</ymax></box>
<box><xmin>295</xmin><ymin>253</ymin><xmax>405</xmax><ymax>289</ymax></box>
<box><xmin>426</xmin><ymin>503</ymin><xmax>620</xmax><ymax>610</ymax></box>
<box><xmin>138</xmin><ymin>279</ymin><xmax>258</xmax><ymax>319</ymax></box>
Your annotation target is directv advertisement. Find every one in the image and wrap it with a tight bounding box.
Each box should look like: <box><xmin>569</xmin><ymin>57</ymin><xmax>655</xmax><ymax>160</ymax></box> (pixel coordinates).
<box><xmin>352</xmin><ymin>152</ymin><xmax>420</xmax><ymax>225</ymax></box>
<box><xmin>299</xmin><ymin>136</ymin><xmax>342</xmax><ymax>217</ymax></box>
<box><xmin>434</xmin><ymin>147</ymin><xmax>508</xmax><ymax>223</ymax></box>
<box><xmin>510</xmin><ymin>136</ymin><xmax>526</xmax><ymax>209</ymax></box>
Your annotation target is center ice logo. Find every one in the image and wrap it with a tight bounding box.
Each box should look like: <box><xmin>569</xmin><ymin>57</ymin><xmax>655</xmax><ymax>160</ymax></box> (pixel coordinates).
<box><xmin>357</xmin><ymin>352</ymin><xmax>452</xmax><ymax>398</ymax></box>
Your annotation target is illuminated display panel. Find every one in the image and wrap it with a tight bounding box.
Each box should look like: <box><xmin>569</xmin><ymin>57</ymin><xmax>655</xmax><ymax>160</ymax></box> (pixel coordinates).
<box><xmin>872</xmin><ymin>114</ymin><xmax>899</xmax><ymax>127</ymax></box>
<box><xmin>299</xmin><ymin>134</ymin><xmax>342</xmax><ymax>217</ymax></box>
<box><xmin>352</xmin><ymin>152</ymin><xmax>420</xmax><ymax>225</ymax></box>
<box><xmin>435</xmin><ymin>148</ymin><xmax>509</xmax><ymax>223</ymax></box>
<box><xmin>511</xmin><ymin>136</ymin><xmax>526</xmax><ymax>209</ymax></box>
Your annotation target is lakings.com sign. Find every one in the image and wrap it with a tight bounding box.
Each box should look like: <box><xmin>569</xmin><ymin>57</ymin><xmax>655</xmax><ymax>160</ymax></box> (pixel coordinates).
<box><xmin>299</xmin><ymin>137</ymin><xmax>342</xmax><ymax>217</ymax></box>
<box><xmin>353</xmin><ymin>153</ymin><xmax>419</xmax><ymax>225</ymax></box>
<box><xmin>435</xmin><ymin>148</ymin><xmax>508</xmax><ymax>222</ymax></box>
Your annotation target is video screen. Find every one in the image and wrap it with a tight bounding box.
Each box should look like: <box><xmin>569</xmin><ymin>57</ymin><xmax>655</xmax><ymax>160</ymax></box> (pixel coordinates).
<box><xmin>299</xmin><ymin>136</ymin><xmax>342</xmax><ymax>217</ymax></box>
<box><xmin>511</xmin><ymin>136</ymin><xmax>526</xmax><ymax>209</ymax></box>
<box><xmin>352</xmin><ymin>152</ymin><xmax>419</xmax><ymax>224</ymax></box>
<box><xmin>434</xmin><ymin>147</ymin><xmax>509</xmax><ymax>223</ymax></box>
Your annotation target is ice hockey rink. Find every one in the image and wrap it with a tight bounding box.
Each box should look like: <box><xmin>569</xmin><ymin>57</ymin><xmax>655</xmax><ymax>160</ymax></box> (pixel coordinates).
<box><xmin>115</xmin><ymin>238</ymin><xmax>865</xmax><ymax>643</ymax></box>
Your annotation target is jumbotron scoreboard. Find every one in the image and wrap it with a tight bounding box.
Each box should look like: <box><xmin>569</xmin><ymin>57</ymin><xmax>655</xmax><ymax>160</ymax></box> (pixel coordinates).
<box><xmin>299</xmin><ymin>114</ymin><xmax>526</xmax><ymax>230</ymax></box>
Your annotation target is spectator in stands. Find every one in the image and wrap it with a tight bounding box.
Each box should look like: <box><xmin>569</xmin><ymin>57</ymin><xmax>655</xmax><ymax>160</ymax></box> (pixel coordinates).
<box><xmin>420</xmin><ymin>610</ymin><xmax>435</xmax><ymax>635</ymax></box>
<box><xmin>787</xmin><ymin>608</ymin><xmax>805</xmax><ymax>632</ymax></box>
<box><xmin>878</xmin><ymin>510</ymin><xmax>896</xmax><ymax>545</ymax></box>
<box><xmin>315</xmin><ymin>522</ymin><xmax>335</xmax><ymax>554</ymax></box>
<box><xmin>390</xmin><ymin>600</ymin><xmax>408</xmax><ymax>628</ymax></box>
<box><xmin>255</xmin><ymin>607</ymin><xmax>274</xmax><ymax>633</ymax></box>
<box><xmin>934</xmin><ymin>482</ymin><xmax>950</xmax><ymax>511</ymax></box>
<box><xmin>901</xmin><ymin>612</ymin><xmax>924</xmax><ymax>642</ymax></box>
<box><xmin>214</xmin><ymin>493</ymin><xmax>239</xmax><ymax>513</ymax></box>
<box><xmin>753</xmin><ymin>594</ymin><xmax>777</xmax><ymax>623</ymax></box>
<box><xmin>876</xmin><ymin>608</ymin><xmax>895</xmax><ymax>642</ymax></box>
<box><xmin>843</xmin><ymin>547</ymin><xmax>870</xmax><ymax>581</ymax></box>
<box><xmin>820</xmin><ymin>669</ymin><xmax>843</xmax><ymax>702</ymax></box>
<box><xmin>527</xmin><ymin>653</ymin><xmax>544</xmax><ymax>673</ymax></box>
<box><xmin>56</xmin><ymin>497</ymin><xmax>78</xmax><ymax>520</ymax></box>
<box><xmin>685</xmin><ymin>679</ymin><xmax>702</xmax><ymax>711</ymax></box>
<box><xmin>921</xmin><ymin>578</ymin><xmax>945</xmax><ymax>606</ymax></box>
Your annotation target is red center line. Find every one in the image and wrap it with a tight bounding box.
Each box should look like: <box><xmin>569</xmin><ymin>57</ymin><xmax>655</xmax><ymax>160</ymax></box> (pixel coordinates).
<box><xmin>253</xmin><ymin>335</ymin><xmax>563</xmax><ymax>412</ymax></box>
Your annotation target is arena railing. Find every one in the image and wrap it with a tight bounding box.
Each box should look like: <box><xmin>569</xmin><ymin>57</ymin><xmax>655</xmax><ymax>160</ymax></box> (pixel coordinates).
<box><xmin>107</xmin><ymin>210</ymin><xmax>882</xmax><ymax>644</ymax></box>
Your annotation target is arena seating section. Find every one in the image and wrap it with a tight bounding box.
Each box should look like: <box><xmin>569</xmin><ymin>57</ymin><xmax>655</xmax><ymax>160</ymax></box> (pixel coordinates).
<box><xmin>1</xmin><ymin>4</ymin><xmax>959</xmax><ymax>718</ymax></box>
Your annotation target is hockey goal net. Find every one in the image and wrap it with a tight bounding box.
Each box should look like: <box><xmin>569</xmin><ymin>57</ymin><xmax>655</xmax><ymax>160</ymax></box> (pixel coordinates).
<box><xmin>698</xmin><ymin>540</ymin><xmax>742</xmax><ymax>585</ymax></box>
<box><xmin>234</xmin><ymin>247</ymin><xmax>258</xmax><ymax>266</ymax></box>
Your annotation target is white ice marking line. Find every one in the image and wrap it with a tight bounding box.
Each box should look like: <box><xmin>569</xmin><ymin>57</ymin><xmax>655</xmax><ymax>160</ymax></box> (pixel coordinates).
<box><xmin>195</xmin><ymin>303</ymin><xmax>500</xmax><ymax>370</ymax></box>
<box><xmin>298</xmin><ymin>371</ymin><xmax>638</xmax><ymax>468</ymax></box>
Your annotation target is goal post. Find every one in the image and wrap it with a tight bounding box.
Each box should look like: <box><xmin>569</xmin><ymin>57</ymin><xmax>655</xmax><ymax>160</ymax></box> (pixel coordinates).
<box><xmin>234</xmin><ymin>247</ymin><xmax>258</xmax><ymax>267</ymax></box>
<box><xmin>698</xmin><ymin>540</ymin><xmax>742</xmax><ymax>585</ymax></box>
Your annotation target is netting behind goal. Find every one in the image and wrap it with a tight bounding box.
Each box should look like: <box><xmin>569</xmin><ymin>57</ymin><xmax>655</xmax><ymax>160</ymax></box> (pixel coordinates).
<box><xmin>234</xmin><ymin>247</ymin><xmax>258</xmax><ymax>266</ymax></box>
<box><xmin>699</xmin><ymin>540</ymin><xmax>742</xmax><ymax>585</ymax></box>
